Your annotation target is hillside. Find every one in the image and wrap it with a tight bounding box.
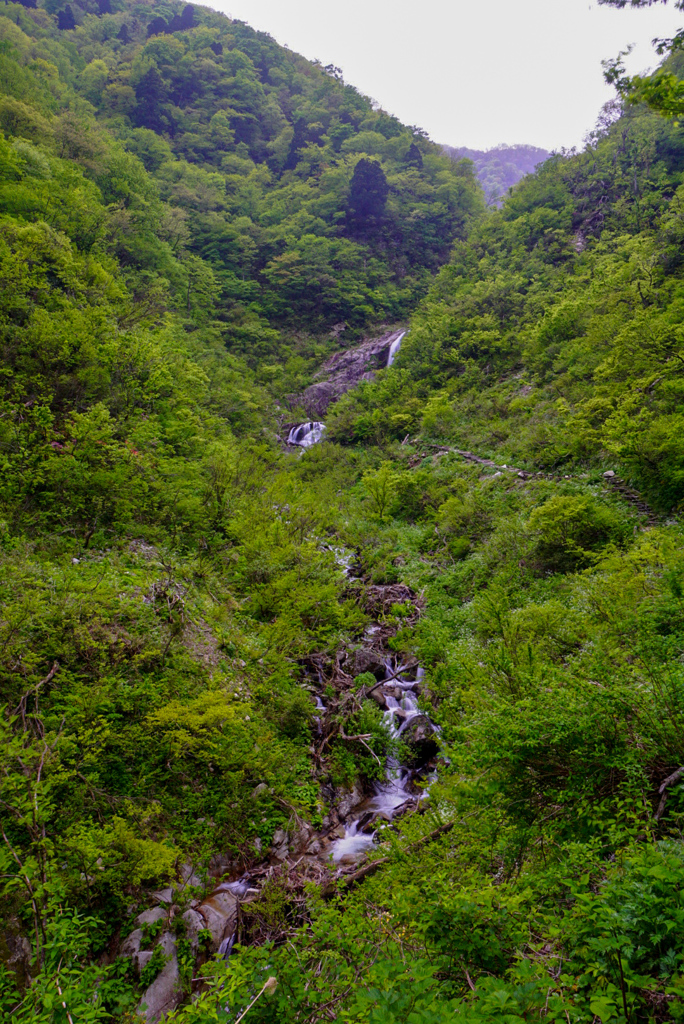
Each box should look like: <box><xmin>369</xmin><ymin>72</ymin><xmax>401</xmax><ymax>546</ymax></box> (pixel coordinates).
<box><xmin>3</xmin><ymin>1</ymin><xmax>684</xmax><ymax>1023</ymax></box>
<box><xmin>443</xmin><ymin>142</ymin><xmax>551</xmax><ymax>205</ymax></box>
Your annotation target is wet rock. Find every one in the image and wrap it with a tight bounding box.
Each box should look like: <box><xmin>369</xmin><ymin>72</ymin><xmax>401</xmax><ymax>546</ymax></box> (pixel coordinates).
<box><xmin>368</xmin><ymin>687</ymin><xmax>387</xmax><ymax>708</ymax></box>
<box><xmin>137</xmin><ymin>932</ymin><xmax>179</xmax><ymax>1023</ymax></box>
<box><xmin>403</xmin><ymin>715</ymin><xmax>432</xmax><ymax>743</ymax></box>
<box><xmin>197</xmin><ymin>891</ymin><xmax>238</xmax><ymax>950</ymax></box>
<box><xmin>292</xmin><ymin>329</ymin><xmax>406</xmax><ymax>418</ymax></box>
<box><xmin>352</xmin><ymin>649</ymin><xmax>386</xmax><ymax>678</ymax></box>
<box><xmin>406</xmin><ymin>737</ymin><xmax>440</xmax><ymax>768</ymax></box>
<box><xmin>336</xmin><ymin>783</ymin><xmax>363</xmax><ymax>819</ymax></box>
<box><xmin>356</xmin><ymin>812</ymin><xmax>375</xmax><ymax>834</ymax></box>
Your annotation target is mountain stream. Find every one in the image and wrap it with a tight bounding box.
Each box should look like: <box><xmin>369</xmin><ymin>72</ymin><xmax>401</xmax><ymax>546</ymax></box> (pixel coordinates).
<box><xmin>328</xmin><ymin>657</ymin><xmax>437</xmax><ymax>865</ymax></box>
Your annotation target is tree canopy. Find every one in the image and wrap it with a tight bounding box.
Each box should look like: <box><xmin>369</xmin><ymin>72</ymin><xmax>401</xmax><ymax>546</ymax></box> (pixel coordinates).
<box><xmin>3</xmin><ymin>0</ymin><xmax>684</xmax><ymax>1021</ymax></box>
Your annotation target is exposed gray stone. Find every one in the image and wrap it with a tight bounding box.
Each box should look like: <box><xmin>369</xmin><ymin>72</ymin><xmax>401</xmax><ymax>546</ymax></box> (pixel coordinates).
<box><xmin>196</xmin><ymin>891</ymin><xmax>238</xmax><ymax>950</ymax></box>
<box><xmin>181</xmin><ymin>908</ymin><xmax>206</xmax><ymax>954</ymax></box>
<box><xmin>291</xmin><ymin>329</ymin><xmax>406</xmax><ymax>418</ymax></box>
<box><xmin>137</xmin><ymin>932</ymin><xmax>180</xmax><ymax>1023</ymax></box>
<box><xmin>336</xmin><ymin>783</ymin><xmax>363</xmax><ymax>820</ymax></box>
<box><xmin>152</xmin><ymin>887</ymin><xmax>174</xmax><ymax>905</ymax></box>
<box><xmin>120</xmin><ymin>928</ymin><xmax>144</xmax><ymax>960</ymax></box>
<box><xmin>137</xmin><ymin>907</ymin><xmax>167</xmax><ymax>928</ymax></box>
<box><xmin>179</xmin><ymin>862</ymin><xmax>203</xmax><ymax>888</ymax></box>
<box><xmin>352</xmin><ymin>649</ymin><xmax>386</xmax><ymax>678</ymax></box>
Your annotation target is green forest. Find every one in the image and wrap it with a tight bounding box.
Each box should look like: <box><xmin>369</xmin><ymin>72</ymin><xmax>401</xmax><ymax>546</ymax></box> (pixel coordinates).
<box><xmin>2</xmin><ymin>0</ymin><xmax>684</xmax><ymax>1021</ymax></box>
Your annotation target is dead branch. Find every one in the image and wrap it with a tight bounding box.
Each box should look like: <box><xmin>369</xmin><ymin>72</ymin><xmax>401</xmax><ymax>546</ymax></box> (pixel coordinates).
<box><xmin>338</xmin><ymin>726</ymin><xmax>381</xmax><ymax>766</ymax></box>
<box><xmin>655</xmin><ymin>766</ymin><xmax>684</xmax><ymax>821</ymax></box>
<box><xmin>14</xmin><ymin>662</ymin><xmax>59</xmax><ymax>732</ymax></box>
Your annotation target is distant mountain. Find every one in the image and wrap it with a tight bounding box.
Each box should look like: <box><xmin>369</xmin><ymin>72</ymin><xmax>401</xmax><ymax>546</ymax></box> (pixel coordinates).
<box><xmin>443</xmin><ymin>143</ymin><xmax>551</xmax><ymax>205</ymax></box>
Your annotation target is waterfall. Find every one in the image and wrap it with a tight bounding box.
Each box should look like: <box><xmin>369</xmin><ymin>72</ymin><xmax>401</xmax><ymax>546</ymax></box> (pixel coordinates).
<box><xmin>386</xmin><ymin>331</ymin><xmax>407</xmax><ymax>368</ymax></box>
<box><xmin>329</xmin><ymin>658</ymin><xmax>438</xmax><ymax>866</ymax></box>
<box><xmin>287</xmin><ymin>421</ymin><xmax>326</xmax><ymax>448</ymax></box>
<box><xmin>313</xmin><ymin>694</ymin><xmax>326</xmax><ymax>735</ymax></box>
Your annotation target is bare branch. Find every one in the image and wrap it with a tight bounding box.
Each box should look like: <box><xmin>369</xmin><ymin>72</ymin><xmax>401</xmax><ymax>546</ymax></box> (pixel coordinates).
<box><xmin>655</xmin><ymin>765</ymin><xmax>684</xmax><ymax>820</ymax></box>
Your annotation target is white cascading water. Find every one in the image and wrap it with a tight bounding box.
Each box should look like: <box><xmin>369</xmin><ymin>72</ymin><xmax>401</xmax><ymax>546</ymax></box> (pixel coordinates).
<box><xmin>386</xmin><ymin>331</ymin><xmax>407</xmax><ymax>367</ymax></box>
<box><xmin>313</xmin><ymin>694</ymin><xmax>326</xmax><ymax>735</ymax></box>
<box><xmin>330</xmin><ymin>659</ymin><xmax>436</xmax><ymax>866</ymax></box>
<box><xmin>287</xmin><ymin>422</ymin><xmax>326</xmax><ymax>447</ymax></box>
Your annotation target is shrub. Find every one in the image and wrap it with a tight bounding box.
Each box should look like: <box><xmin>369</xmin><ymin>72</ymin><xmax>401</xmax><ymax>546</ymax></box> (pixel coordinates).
<box><xmin>528</xmin><ymin>493</ymin><xmax>628</xmax><ymax>572</ymax></box>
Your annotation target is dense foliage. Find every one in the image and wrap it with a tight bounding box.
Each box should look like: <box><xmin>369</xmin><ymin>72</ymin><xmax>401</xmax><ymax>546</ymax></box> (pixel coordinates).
<box><xmin>3</xmin><ymin>0</ymin><xmax>684</xmax><ymax>1021</ymax></box>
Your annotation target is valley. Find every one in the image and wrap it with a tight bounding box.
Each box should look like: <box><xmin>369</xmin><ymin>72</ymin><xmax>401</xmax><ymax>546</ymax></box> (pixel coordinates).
<box><xmin>1</xmin><ymin>0</ymin><xmax>684</xmax><ymax>1022</ymax></box>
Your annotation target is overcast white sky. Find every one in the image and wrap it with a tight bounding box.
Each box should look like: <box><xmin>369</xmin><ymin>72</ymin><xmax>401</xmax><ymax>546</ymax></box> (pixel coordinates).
<box><xmin>206</xmin><ymin>0</ymin><xmax>683</xmax><ymax>152</ymax></box>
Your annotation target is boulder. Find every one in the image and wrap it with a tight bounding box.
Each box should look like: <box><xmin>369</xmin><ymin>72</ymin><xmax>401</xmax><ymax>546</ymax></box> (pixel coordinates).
<box><xmin>179</xmin><ymin>861</ymin><xmax>203</xmax><ymax>888</ymax></box>
<box><xmin>403</xmin><ymin>716</ymin><xmax>431</xmax><ymax>743</ymax></box>
<box><xmin>336</xmin><ymin>783</ymin><xmax>363</xmax><ymax>820</ymax></box>
<box><xmin>138</xmin><ymin>907</ymin><xmax>167</xmax><ymax>927</ymax></box>
<box><xmin>181</xmin><ymin>908</ymin><xmax>205</xmax><ymax>954</ymax></box>
<box><xmin>196</xmin><ymin>891</ymin><xmax>238</xmax><ymax>950</ymax></box>
<box><xmin>152</xmin><ymin>887</ymin><xmax>174</xmax><ymax>905</ymax></box>
<box><xmin>352</xmin><ymin>649</ymin><xmax>386</xmax><ymax>678</ymax></box>
<box><xmin>137</xmin><ymin>932</ymin><xmax>180</xmax><ymax>1023</ymax></box>
<box><xmin>120</xmin><ymin>906</ymin><xmax>168</xmax><ymax>972</ymax></box>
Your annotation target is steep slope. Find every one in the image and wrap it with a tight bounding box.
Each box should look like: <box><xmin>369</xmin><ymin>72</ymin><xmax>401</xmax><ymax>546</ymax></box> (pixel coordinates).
<box><xmin>3</xmin><ymin>1</ymin><xmax>684</xmax><ymax>1022</ymax></box>
<box><xmin>0</xmin><ymin>1</ymin><xmax>482</xmax><ymax>1018</ymax></box>
<box><xmin>0</xmin><ymin>0</ymin><xmax>482</xmax><ymax>350</ymax></box>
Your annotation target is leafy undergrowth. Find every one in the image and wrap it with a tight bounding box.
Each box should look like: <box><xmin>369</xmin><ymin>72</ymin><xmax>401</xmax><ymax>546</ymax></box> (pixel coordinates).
<box><xmin>3</xmin><ymin>0</ymin><xmax>684</xmax><ymax>1020</ymax></box>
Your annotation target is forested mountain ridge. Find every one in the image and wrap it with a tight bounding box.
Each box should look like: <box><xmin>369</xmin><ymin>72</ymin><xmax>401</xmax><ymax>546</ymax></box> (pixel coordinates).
<box><xmin>0</xmin><ymin>0</ymin><xmax>482</xmax><ymax>362</ymax></box>
<box><xmin>442</xmin><ymin>143</ymin><xmax>551</xmax><ymax>205</ymax></box>
<box><xmin>4</xmin><ymin>0</ymin><xmax>684</xmax><ymax>1022</ymax></box>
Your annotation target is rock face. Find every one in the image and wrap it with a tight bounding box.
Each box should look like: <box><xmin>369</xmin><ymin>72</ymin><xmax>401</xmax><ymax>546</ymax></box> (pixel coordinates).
<box><xmin>120</xmin><ymin>889</ymin><xmax>239</xmax><ymax>1022</ymax></box>
<box><xmin>197</xmin><ymin>890</ymin><xmax>238</xmax><ymax>949</ymax></box>
<box><xmin>294</xmin><ymin>328</ymin><xmax>406</xmax><ymax>418</ymax></box>
<box><xmin>137</xmin><ymin>932</ymin><xmax>179</xmax><ymax>1023</ymax></box>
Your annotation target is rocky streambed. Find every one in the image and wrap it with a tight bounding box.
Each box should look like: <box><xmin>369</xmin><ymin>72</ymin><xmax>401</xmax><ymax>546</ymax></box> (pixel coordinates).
<box><xmin>285</xmin><ymin>326</ymin><xmax>407</xmax><ymax>425</ymax></box>
<box><xmin>123</xmin><ymin>582</ymin><xmax>439</xmax><ymax>1022</ymax></box>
